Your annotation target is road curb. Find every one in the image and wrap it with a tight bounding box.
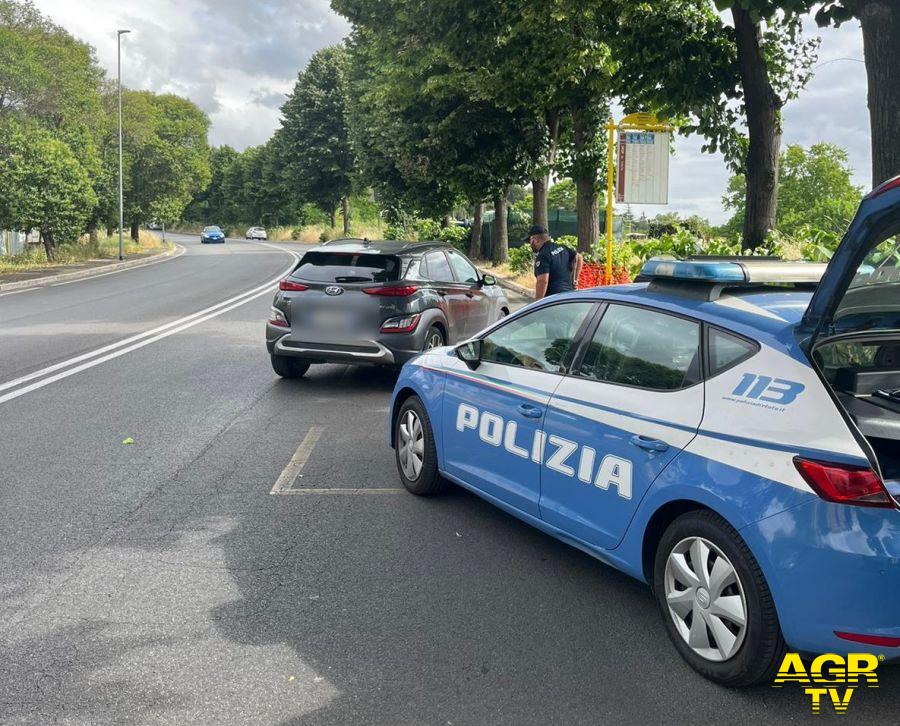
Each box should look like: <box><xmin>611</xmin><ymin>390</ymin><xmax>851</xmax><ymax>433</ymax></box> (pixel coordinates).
<box><xmin>478</xmin><ymin>267</ymin><xmax>534</xmax><ymax>300</ymax></box>
<box><xmin>0</xmin><ymin>244</ymin><xmax>183</xmax><ymax>293</ymax></box>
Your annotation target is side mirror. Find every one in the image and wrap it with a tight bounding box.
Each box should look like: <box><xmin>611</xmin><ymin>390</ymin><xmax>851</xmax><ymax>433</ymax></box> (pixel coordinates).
<box><xmin>455</xmin><ymin>339</ymin><xmax>482</xmax><ymax>370</ymax></box>
<box><xmin>481</xmin><ymin>274</ymin><xmax>496</xmax><ymax>286</ymax></box>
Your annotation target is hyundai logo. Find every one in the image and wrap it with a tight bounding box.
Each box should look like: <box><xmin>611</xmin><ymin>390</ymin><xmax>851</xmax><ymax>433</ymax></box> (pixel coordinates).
<box><xmin>324</xmin><ymin>285</ymin><xmax>344</xmax><ymax>296</ymax></box>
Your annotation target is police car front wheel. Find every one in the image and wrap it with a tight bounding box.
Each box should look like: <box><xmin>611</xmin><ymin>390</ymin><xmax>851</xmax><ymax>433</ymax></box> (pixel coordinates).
<box><xmin>653</xmin><ymin>510</ymin><xmax>786</xmax><ymax>687</ymax></box>
<box><xmin>395</xmin><ymin>396</ymin><xmax>448</xmax><ymax>495</ymax></box>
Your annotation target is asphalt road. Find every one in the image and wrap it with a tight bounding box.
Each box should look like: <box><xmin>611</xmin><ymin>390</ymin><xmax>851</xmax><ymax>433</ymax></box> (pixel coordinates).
<box><xmin>0</xmin><ymin>234</ymin><xmax>896</xmax><ymax>725</ymax></box>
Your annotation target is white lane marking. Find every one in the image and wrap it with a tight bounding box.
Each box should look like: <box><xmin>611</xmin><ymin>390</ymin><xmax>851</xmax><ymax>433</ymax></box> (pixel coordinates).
<box><xmin>270</xmin><ymin>427</ymin><xmax>324</xmax><ymax>495</ymax></box>
<box><xmin>50</xmin><ymin>245</ymin><xmax>186</xmax><ymax>286</ymax></box>
<box><xmin>0</xmin><ymin>282</ymin><xmax>289</xmax><ymax>406</ymax></box>
<box><xmin>275</xmin><ymin>488</ymin><xmax>404</xmax><ymax>496</ymax></box>
<box><xmin>0</xmin><ymin>287</ymin><xmax>37</xmax><ymax>298</ymax></box>
<box><xmin>0</xmin><ymin>251</ymin><xmax>297</xmax><ymax>395</ymax></box>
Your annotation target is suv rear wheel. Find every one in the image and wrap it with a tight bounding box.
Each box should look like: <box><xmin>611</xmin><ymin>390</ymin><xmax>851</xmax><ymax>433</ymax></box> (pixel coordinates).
<box><xmin>653</xmin><ymin>510</ymin><xmax>785</xmax><ymax>686</ymax></box>
<box><xmin>271</xmin><ymin>354</ymin><xmax>310</xmax><ymax>379</ymax></box>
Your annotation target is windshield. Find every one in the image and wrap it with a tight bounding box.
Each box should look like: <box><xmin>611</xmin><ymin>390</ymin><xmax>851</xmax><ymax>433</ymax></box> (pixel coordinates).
<box><xmin>834</xmin><ymin>234</ymin><xmax>900</xmax><ymax>329</ymax></box>
<box><xmin>204</xmin><ymin>226</ymin><xmax>222</xmax><ymax>233</ymax></box>
<box><xmin>291</xmin><ymin>251</ymin><xmax>401</xmax><ymax>284</ymax></box>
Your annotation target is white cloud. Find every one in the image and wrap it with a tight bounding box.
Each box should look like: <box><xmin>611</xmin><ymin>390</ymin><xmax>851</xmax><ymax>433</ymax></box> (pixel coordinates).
<box><xmin>34</xmin><ymin>2</ymin><xmax>870</xmax><ymax>224</ymax></box>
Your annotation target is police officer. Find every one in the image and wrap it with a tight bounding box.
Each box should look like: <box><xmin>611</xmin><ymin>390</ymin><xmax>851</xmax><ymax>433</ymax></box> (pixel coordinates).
<box><xmin>528</xmin><ymin>225</ymin><xmax>583</xmax><ymax>299</ymax></box>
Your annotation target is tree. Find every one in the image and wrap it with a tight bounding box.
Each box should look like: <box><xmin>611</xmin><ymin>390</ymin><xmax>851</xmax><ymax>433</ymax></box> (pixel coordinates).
<box><xmin>547</xmin><ymin>179</ymin><xmax>577</xmax><ymax>213</ymax></box>
<box><xmin>121</xmin><ymin>91</ymin><xmax>211</xmax><ymax>238</ymax></box>
<box><xmin>722</xmin><ymin>142</ymin><xmax>863</xmax><ymax>240</ymax></box>
<box><xmin>0</xmin><ymin>116</ymin><xmax>96</xmax><ymax>258</ymax></box>
<box><xmin>808</xmin><ymin>1</ymin><xmax>898</xmax><ymax>187</ymax></box>
<box><xmin>279</xmin><ymin>45</ymin><xmax>354</xmax><ymax>231</ymax></box>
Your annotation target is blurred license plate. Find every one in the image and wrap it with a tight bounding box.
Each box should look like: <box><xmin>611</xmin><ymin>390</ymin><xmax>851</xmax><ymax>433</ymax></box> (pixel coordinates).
<box><xmin>308</xmin><ymin>309</ymin><xmax>358</xmax><ymax>330</ymax></box>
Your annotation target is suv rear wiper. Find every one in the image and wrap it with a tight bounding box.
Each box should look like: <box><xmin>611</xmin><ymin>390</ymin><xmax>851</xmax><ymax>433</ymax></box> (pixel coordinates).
<box><xmin>334</xmin><ymin>275</ymin><xmax>373</xmax><ymax>283</ymax></box>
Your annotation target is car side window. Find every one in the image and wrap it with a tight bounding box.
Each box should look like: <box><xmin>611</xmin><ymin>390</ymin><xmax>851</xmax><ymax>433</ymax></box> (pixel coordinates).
<box><xmin>708</xmin><ymin>327</ymin><xmax>758</xmax><ymax>376</ymax></box>
<box><xmin>424</xmin><ymin>251</ymin><xmax>454</xmax><ymax>283</ymax></box>
<box><xmin>577</xmin><ymin>305</ymin><xmax>701</xmax><ymax>390</ymax></box>
<box><xmin>447</xmin><ymin>251</ymin><xmax>479</xmax><ymax>284</ymax></box>
<box><xmin>481</xmin><ymin>302</ymin><xmax>594</xmax><ymax>373</ymax></box>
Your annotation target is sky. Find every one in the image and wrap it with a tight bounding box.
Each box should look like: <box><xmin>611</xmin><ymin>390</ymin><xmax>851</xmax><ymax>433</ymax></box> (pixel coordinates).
<box><xmin>34</xmin><ymin>1</ymin><xmax>872</xmax><ymax>224</ymax></box>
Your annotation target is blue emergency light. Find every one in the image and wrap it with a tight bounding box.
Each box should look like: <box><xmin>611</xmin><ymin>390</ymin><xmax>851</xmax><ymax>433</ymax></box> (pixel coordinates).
<box><xmin>638</xmin><ymin>257</ymin><xmax>828</xmax><ymax>285</ymax></box>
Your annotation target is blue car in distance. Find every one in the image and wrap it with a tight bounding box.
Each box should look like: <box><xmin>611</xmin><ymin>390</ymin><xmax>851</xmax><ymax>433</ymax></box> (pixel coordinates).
<box><xmin>388</xmin><ymin>177</ymin><xmax>900</xmax><ymax>686</ymax></box>
<box><xmin>200</xmin><ymin>225</ymin><xmax>225</xmax><ymax>244</ymax></box>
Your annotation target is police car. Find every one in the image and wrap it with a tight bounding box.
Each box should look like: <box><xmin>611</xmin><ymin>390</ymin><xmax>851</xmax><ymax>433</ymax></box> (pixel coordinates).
<box><xmin>388</xmin><ymin>177</ymin><xmax>900</xmax><ymax>686</ymax></box>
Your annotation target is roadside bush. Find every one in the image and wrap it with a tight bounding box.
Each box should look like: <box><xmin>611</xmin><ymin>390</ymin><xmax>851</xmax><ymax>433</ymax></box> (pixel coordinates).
<box><xmin>416</xmin><ymin>219</ymin><xmax>441</xmax><ymax>240</ymax></box>
<box><xmin>508</xmin><ymin>245</ymin><xmax>533</xmax><ymax>275</ymax></box>
<box><xmin>555</xmin><ymin>235</ymin><xmax>577</xmax><ymax>250</ymax></box>
<box><xmin>438</xmin><ymin>224</ymin><xmax>467</xmax><ymax>252</ymax></box>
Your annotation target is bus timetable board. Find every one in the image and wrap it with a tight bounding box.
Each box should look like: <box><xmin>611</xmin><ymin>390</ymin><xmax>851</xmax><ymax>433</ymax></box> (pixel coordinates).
<box><xmin>616</xmin><ymin>131</ymin><xmax>669</xmax><ymax>205</ymax></box>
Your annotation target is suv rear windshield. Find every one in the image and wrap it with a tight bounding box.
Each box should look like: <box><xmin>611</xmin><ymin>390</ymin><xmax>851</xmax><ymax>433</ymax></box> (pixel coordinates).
<box><xmin>291</xmin><ymin>252</ymin><xmax>401</xmax><ymax>283</ymax></box>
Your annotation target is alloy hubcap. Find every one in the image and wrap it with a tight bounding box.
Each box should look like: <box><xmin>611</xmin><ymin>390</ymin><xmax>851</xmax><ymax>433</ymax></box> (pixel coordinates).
<box><xmin>426</xmin><ymin>332</ymin><xmax>443</xmax><ymax>350</ymax></box>
<box><xmin>664</xmin><ymin>536</ymin><xmax>747</xmax><ymax>662</ymax></box>
<box><xmin>397</xmin><ymin>410</ymin><xmax>425</xmax><ymax>480</ymax></box>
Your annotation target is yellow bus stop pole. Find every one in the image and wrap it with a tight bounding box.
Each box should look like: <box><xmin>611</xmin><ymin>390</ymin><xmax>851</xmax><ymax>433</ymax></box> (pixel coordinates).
<box><xmin>605</xmin><ymin>122</ymin><xmax>615</xmax><ymax>285</ymax></box>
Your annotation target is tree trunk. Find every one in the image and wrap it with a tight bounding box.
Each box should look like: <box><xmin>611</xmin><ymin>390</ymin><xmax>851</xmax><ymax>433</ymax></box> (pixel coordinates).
<box><xmin>572</xmin><ymin>111</ymin><xmax>600</xmax><ymax>255</ymax></box>
<box><xmin>858</xmin><ymin>0</ymin><xmax>900</xmax><ymax>187</ymax></box>
<box><xmin>41</xmin><ymin>230</ymin><xmax>56</xmax><ymax>261</ymax></box>
<box><xmin>531</xmin><ymin>112</ymin><xmax>560</xmax><ymax>230</ymax></box>
<box><xmin>733</xmin><ymin>7</ymin><xmax>781</xmax><ymax>250</ymax></box>
<box><xmin>341</xmin><ymin>196</ymin><xmax>350</xmax><ymax>234</ymax></box>
<box><xmin>469</xmin><ymin>201</ymin><xmax>483</xmax><ymax>260</ymax></box>
<box><xmin>106</xmin><ymin>226</ymin><xmax>115</xmax><ymax>237</ymax></box>
<box><xmin>491</xmin><ymin>193</ymin><xmax>508</xmax><ymax>265</ymax></box>
<box><xmin>130</xmin><ymin>220</ymin><xmax>139</xmax><ymax>241</ymax></box>
<box><xmin>575</xmin><ymin>176</ymin><xmax>599</xmax><ymax>256</ymax></box>
<box><xmin>89</xmin><ymin>226</ymin><xmax>99</xmax><ymax>245</ymax></box>
<box><xmin>328</xmin><ymin>205</ymin><xmax>336</xmax><ymax>229</ymax></box>
<box><xmin>532</xmin><ymin>176</ymin><xmax>549</xmax><ymax>229</ymax></box>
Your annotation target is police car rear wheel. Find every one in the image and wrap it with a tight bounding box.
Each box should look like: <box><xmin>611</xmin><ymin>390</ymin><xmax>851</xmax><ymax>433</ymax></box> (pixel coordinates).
<box><xmin>395</xmin><ymin>397</ymin><xmax>447</xmax><ymax>495</ymax></box>
<box><xmin>654</xmin><ymin>510</ymin><xmax>786</xmax><ymax>687</ymax></box>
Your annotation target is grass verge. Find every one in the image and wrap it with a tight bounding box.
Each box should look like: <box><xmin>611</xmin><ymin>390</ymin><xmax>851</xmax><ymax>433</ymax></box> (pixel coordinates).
<box><xmin>0</xmin><ymin>231</ymin><xmax>168</xmax><ymax>274</ymax></box>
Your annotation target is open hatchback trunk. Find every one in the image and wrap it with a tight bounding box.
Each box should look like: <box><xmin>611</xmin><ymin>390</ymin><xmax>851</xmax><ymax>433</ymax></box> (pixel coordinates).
<box><xmin>801</xmin><ymin>177</ymin><xmax>900</xmax><ymax>487</ymax></box>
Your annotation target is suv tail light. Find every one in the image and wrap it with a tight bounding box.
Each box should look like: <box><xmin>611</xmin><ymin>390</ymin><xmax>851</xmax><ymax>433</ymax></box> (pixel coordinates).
<box><xmin>380</xmin><ymin>314</ymin><xmax>420</xmax><ymax>333</ymax></box>
<box><xmin>793</xmin><ymin>457</ymin><xmax>896</xmax><ymax>508</ymax></box>
<box><xmin>279</xmin><ymin>279</ymin><xmax>308</xmax><ymax>291</ymax></box>
<box><xmin>363</xmin><ymin>285</ymin><xmax>418</xmax><ymax>297</ymax></box>
<box><xmin>269</xmin><ymin>307</ymin><xmax>289</xmax><ymax>328</ymax></box>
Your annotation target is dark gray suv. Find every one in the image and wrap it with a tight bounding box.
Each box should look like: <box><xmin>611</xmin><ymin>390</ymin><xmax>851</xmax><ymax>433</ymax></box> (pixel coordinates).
<box><xmin>266</xmin><ymin>239</ymin><xmax>509</xmax><ymax>378</ymax></box>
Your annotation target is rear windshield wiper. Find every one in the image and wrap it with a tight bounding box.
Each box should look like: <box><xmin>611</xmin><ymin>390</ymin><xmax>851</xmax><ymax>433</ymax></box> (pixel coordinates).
<box><xmin>334</xmin><ymin>275</ymin><xmax>374</xmax><ymax>283</ymax></box>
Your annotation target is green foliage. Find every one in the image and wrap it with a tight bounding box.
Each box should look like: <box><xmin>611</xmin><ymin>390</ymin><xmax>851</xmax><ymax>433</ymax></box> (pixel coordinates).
<box><xmin>547</xmin><ymin>179</ymin><xmax>577</xmax><ymax>212</ymax></box>
<box><xmin>415</xmin><ymin>219</ymin><xmax>442</xmax><ymax>241</ymax></box>
<box><xmin>508</xmin><ymin>245</ymin><xmax>533</xmax><ymax>275</ymax></box>
<box><xmin>0</xmin><ymin>116</ymin><xmax>97</xmax><ymax>254</ymax></box>
<box><xmin>555</xmin><ymin>235</ymin><xmax>578</xmax><ymax>251</ymax></box>
<box><xmin>723</xmin><ymin>143</ymin><xmax>862</xmax><ymax>250</ymax></box>
<box><xmin>279</xmin><ymin>45</ymin><xmax>354</xmax><ymax>220</ymax></box>
<box><xmin>437</xmin><ymin>224</ymin><xmax>467</xmax><ymax>252</ymax></box>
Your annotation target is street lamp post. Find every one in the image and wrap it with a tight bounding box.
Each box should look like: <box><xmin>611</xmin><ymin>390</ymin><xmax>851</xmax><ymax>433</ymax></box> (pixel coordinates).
<box><xmin>117</xmin><ymin>29</ymin><xmax>130</xmax><ymax>261</ymax></box>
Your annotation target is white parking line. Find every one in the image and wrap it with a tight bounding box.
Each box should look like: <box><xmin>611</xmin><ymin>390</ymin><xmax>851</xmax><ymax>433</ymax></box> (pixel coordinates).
<box><xmin>275</xmin><ymin>488</ymin><xmax>404</xmax><ymax>496</ymax></box>
<box><xmin>270</xmin><ymin>427</ymin><xmax>324</xmax><ymax>495</ymax></box>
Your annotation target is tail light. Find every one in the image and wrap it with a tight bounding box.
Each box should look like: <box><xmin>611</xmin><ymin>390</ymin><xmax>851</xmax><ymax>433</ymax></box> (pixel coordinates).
<box><xmin>363</xmin><ymin>285</ymin><xmax>418</xmax><ymax>297</ymax></box>
<box><xmin>380</xmin><ymin>314</ymin><xmax>420</xmax><ymax>333</ymax></box>
<box><xmin>835</xmin><ymin>631</ymin><xmax>900</xmax><ymax>647</ymax></box>
<box><xmin>793</xmin><ymin>457</ymin><xmax>896</xmax><ymax>508</ymax></box>
<box><xmin>269</xmin><ymin>307</ymin><xmax>289</xmax><ymax>327</ymax></box>
<box><xmin>279</xmin><ymin>279</ymin><xmax>308</xmax><ymax>291</ymax></box>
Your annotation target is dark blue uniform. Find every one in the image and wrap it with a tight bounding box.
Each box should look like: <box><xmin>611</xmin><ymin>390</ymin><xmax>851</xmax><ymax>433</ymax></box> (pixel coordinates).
<box><xmin>534</xmin><ymin>241</ymin><xmax>576</xmax><ymax>295</ymax></box>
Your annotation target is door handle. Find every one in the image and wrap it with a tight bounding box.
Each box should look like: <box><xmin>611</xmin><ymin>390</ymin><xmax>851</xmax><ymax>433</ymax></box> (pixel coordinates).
<box><xmin>630</xmin><ymin>435</ymin><xmax>669</xmax><ymax>453</ymax></box>
<box><xmin>465</xmin><ymin>291</ymin><xmax>474</xmax><ymax>298</ymax></box>
<box><xmin>517</xmin><ymin>404</ymin><xmax>543</xmax><ymax>419</ymax></box>
<box><xmin>435</xmin><ymin>289</ymin><xmax>447</xmax><ymax>296</ymax></box>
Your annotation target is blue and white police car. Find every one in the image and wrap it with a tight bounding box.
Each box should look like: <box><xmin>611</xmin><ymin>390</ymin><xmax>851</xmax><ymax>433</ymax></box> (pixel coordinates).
<box><xmin>388</xmin><ymin>177</ymin><xmax>900</xmax><ymax>686</ymax></box>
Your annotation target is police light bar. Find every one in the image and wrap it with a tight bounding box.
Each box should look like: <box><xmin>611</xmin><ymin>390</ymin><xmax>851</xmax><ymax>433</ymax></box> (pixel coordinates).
<box><xmin>639</xmin><ymin>257</ymin><xmax>828</xmax><ymax>285</ymax></box>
